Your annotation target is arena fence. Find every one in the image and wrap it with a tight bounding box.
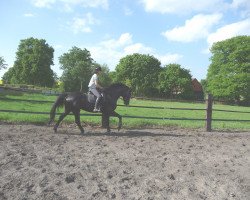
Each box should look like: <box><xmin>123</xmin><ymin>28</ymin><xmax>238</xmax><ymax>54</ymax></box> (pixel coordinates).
<box><xmin>0</xmin><ymin>94</ymin><xmax>250</xmax><ymax>132</ymax></box>
<box><xmin>0</xmin><ymin>87</ymin><xmax>250</xmax><ymax>132</ymax></box>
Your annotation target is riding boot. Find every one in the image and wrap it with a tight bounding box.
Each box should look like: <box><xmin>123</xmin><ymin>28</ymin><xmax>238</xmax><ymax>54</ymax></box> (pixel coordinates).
<box><xmin>93</xmin><ymin>97</ymin><xmax>101</xmax><ymax>112</ymax></box>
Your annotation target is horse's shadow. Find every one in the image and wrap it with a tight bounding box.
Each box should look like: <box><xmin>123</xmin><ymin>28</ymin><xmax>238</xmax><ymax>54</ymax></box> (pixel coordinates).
<box><xmin>55</xmin><ymin>129</ymin><xmax>187</xmax><ymax>138</ymax></box>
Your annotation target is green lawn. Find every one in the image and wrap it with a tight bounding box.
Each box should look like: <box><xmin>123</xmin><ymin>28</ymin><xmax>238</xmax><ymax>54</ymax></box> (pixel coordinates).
<box><xmin>0</xmin><ymin>90</ymin><xmax>250</xmax><ymax>130</ymax></box>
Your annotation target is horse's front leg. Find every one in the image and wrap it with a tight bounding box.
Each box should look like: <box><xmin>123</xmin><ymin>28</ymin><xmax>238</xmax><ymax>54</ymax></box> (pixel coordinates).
<box><xmin>102</xmin><ymin>113</ymin><xmax>111</xmax><ymax>133</ymax></box>
<box><xmin>110</xmin><ymin>111</ymin><xmax>122</xmax><ymax>131</ymax></box>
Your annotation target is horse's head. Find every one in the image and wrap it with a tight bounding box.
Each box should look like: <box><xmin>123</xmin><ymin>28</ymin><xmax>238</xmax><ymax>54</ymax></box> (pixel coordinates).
<box><xmin>105</xmin><ymin>83</ymin><xmax>131</xmax><ymax>106</ymax></box>
<box><xmin>122</xmin><ymin>87</ymin><xmax>131</xmax><ymax>106</ymax></box>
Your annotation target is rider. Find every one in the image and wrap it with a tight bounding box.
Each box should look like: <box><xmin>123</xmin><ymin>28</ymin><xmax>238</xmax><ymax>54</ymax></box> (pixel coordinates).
<box><xmin>88</xmin><ymin>67</ymin><xmax>103</xmax><ymax>112</ymax></box>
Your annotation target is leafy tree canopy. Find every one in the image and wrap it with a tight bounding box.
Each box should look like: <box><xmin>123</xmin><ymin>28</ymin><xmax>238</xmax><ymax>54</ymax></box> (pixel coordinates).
<box><xmin>3</xmin><ymin>37</ymin><xmax>55</xmax><ymax>87</ymax></box>
<box><xmin>207</xmin><ymin>35</ymin><xmax>250</xmax><ymax>103</ymax></box>
<box><xmin>2</xmin><ymin>67</ymin><xmax>15</xmax><ymax>83</ymax></box>
<box><xmin>158</xmin><ymin>63</ymin><xmax>194</xmax><ymax>99</ymax></box>
<box><xmin>0</xmin><ymin>56</ymin><xmax>7</xmax><ymax>70</ymax></box>
<box><xmin>59</xmin><ymin>46</ymin><xmax>95</xmax><ymax>92</ymax></box>
<box><xmin>115</xmin><ymin>53</ymin><xmax>161</xmax><ymax>96</ymax></box>
<box><xmin>97</xmin><ymin>64</ymin><xmax>112</xmax><ymax>88</ymax></box>
<box><xmin>200</xmin><ymin>79</ymin><xmax>208</xmax><ymax>94</ymax></box>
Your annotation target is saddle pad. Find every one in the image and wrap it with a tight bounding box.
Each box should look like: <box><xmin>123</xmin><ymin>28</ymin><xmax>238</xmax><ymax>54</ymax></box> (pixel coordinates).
<box><xmin>87</xmin><ymin>93</ymin><xmax>96</xmax><ymax>104</ymax></box>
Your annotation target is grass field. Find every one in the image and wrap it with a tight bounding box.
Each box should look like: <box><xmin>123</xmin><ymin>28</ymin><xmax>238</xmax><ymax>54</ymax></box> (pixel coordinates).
<box><xmin>0</xmin><ymin>89</ymin><xmax>250</xmax><ymax>130</ymax></box>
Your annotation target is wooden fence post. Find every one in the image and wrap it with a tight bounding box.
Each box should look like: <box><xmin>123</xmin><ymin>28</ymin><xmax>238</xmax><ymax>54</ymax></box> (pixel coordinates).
<box><xmin>206</xmin><ymin>94</ymin><xmax>213</xmax><ymax>132</ymax></box>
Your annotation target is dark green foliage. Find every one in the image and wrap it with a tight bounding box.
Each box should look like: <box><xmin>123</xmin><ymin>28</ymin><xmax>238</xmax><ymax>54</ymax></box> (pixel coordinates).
<box><xmin>3</xmin><ymin>37</ymin><xmax>55</xmax><ymax>87</ymax></box>
<box><xmin>98</xmin><ymin>64</ymin><xmax>113</xmax><ymax>87</ymax></box>
<box><xmin>200</xmin><ymin>79</ymin><xmax>208</xmax><ymax>94</ymax></box>
<box><xmin>2</xmin><ymin>67</ymin><xmax>15</xmax><ymax>83</ymax></box>
<box><xmin>59</xmin><ymin>47</ymin><xmax>94</xmax><ymax>92</ymax></box>
<box><xmin>115</xmin><ymin>53</ymin><xmax>161</xmax><ymax>96</ymax></box>
<box><xmin>0</xmin><ymin>56</ymin><xmax>7</xmax><ymax>70</ymax></box>
<box><xmin>158</xmin><ymin>64</ymin><xmax>194</xmax><ymax>99</ymax></box>
<box><xmin>207</xmin><ymin>36</ymin><xmax>250</xmax><ymax>104</ymax></box>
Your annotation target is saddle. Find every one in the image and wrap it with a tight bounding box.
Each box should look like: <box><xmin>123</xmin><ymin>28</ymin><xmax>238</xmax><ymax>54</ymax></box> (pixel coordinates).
<box><xmin>87</xmin><ymin>91</ymin><xmax>97</xmax><ymax>104</ymax></box>
<box><xmin>64</xmin><ymin>92</ymin><xmax>100</xmax><ymax>104</ymax></box>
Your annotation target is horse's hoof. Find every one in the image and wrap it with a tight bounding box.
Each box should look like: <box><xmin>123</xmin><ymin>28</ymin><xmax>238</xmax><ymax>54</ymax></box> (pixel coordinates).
<box><xmin>80</xmin><ymin>130</ymin><xmax>85</xmax><ymax>134</ymax></box>
<box><xmin>53</xmin><ymin>127</ymin><xmax>57</xmax><ymax>133</ymax></box>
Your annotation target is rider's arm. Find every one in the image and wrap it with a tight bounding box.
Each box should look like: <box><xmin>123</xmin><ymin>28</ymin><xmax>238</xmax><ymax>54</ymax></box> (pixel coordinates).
<box><xmin>95</xmin><ymin>79</ymin><xmax>103</xmax><ymax>89</ymax></box>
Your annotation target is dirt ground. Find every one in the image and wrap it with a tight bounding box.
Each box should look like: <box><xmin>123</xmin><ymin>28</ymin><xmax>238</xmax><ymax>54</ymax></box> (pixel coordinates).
<box><xmin>0</xmin><ymin>123</ymin><xmax>249</xmax><ymax>200</ymax></box>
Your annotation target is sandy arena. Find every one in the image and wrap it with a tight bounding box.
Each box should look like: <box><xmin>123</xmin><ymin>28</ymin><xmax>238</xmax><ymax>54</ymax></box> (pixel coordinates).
<box><xmin>0</xmin><ymin>123</ymin><xmax>249</xmax><ymax>200</ymax></box>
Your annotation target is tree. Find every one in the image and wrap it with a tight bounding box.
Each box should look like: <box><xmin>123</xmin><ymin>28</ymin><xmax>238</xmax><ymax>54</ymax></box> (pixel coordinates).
<box><xmin>4</xmin><ymin>37</ymin><xmax>55</xmax><ymax>87</ymax></box>
<box><xmin>0</xmin><ymin>56</ymin><xmax>7</xmax><ymax>70</ymax></box>
<box><xmin>59</xmin><ymin>47</ymin><xmax>94</xmax><ymax>92</ymax></box>
<box><xmin>2</xmin><ymin>67</ymin><xmax>15</xmax><ymax>84</ymax></box>
<box><xmin>115</xmin><ymin>53</ymin><xmax>161</xmax><ymax>96</ymax></box>
<box><xmin>109</xmin><ymin>71</ymin><xmax>117</xmax><ymax>82</ymax></box>
<box><xmin>207</xmin><ymin>36</ymin><xmax>250</xmax><ymax>104</ymax></box>
<box><xmin>200</xmin><ymin>79</ymin><xmax>208</xmax><ymax>94</ymax></box>
<box><xmin>97</xmin><ymin>64</ymin><xmax>112</xmax><ymax>87</ymax></box>
<box><xmin>158</xmin><ymin>64</ymin><xmax>194</xmax><ymax>99</ymax></box>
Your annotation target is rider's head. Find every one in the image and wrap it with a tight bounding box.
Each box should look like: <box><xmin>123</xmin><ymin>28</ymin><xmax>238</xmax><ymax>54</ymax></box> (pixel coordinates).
<box><xmin>95</xmin><ymin>67</ymin><xmax>102</xmax><ymax>74</ymax></box>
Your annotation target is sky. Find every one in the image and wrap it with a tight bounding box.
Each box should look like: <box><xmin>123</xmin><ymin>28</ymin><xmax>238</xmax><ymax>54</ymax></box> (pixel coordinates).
<box><xmin>0</xmin><ymin>0</ymin><xmax>250</xmax><ymax>81</ymax></box>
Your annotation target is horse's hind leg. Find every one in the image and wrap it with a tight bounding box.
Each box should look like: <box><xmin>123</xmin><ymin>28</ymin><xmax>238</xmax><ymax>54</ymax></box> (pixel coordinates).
<box><xmin>73</xmin><ymin>110</ymin><xmax>84</xmax><ymax>134</ymax></box>
<box><xmin>54</xmin><ymin>105</ymin><xmax>70</xmax><ymax>132</ymax></box>
<box><xmin>54</xmin><ymin>112</ymin><xmax>69</xmax><ymax>132</ymax></box>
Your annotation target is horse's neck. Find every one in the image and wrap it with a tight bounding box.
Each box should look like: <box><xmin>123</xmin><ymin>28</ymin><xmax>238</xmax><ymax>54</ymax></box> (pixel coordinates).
<box><xmin>105</xmin><ymin>89</ymin><xmax>122</xmax><ymax>102</ymax></box>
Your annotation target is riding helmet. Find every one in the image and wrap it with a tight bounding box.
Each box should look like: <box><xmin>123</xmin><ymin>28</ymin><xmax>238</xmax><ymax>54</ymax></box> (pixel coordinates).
<box><xmin>95</xmin><ymin>67</ymin><xmax>102</xmax><ymax>72</ymax></box>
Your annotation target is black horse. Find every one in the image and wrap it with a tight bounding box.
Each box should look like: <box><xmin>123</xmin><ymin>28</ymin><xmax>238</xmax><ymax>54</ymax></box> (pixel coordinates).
<box><xmin>49</xmin><ymin>83</ymin><xmax>131</xmax><ymax>133</ymax></box>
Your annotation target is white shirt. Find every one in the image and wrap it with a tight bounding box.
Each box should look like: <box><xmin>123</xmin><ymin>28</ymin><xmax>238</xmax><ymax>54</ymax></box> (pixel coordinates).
<box><xmin>88</xmin><ymin>74</ymin><xmax>98</xmax><ymax>88</ymax></box>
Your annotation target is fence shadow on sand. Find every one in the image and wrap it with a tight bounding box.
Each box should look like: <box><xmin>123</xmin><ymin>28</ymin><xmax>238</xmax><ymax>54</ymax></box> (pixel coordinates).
<box><xmin>55</xmin><ymin>129</ymin><xmax>188</xmax><ymax>138</ymax></box>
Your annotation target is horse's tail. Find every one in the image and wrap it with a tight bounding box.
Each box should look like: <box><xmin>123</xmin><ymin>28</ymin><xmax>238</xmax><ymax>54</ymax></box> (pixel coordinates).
<box><xmin>48</xmin><ymin>93</ymin><xmax>67</xmax><ymax>124</ymax></box>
